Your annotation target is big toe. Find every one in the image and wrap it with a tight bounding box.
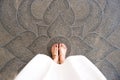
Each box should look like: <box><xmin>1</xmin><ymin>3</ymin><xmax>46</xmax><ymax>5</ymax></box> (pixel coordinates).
<box><xmin>59</xmin><ymin>43</ymin><xmax>67</xmax><ymax>55</ymax></box>
<box><xmin>51</xmin><ymin>43</ymin><xmax>58</xmax><ymax>55</ymax></box>
<box><xmin>59</xmin><ymin>43</ymin><xmax>67</xmax><ymax>50</ymax></box>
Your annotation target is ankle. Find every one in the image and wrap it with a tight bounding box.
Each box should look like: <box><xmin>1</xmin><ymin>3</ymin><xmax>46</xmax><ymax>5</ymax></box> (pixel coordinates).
<box><xmin>53</xmin><ymin>58</ymin><xmax>58</xmax><ymax>63</ymax></box>
<box><xmin>59</xmin><ymin>55</ymin><xmax>65</xmax><ymax>64</ymax></box>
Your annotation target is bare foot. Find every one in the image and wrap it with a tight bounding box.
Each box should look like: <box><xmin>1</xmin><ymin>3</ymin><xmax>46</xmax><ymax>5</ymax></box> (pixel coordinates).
<box><xmin>51</xmin><ymin>43</ymin><xmax>59</xmax><ymax>63</ymax></box>
<box><xmin>59</xmin><ymin>43</ymin><xmax>67</xmax><ymax>64</ymax></box>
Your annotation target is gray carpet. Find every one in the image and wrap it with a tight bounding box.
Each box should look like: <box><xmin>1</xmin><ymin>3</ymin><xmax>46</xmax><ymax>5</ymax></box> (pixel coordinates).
<box><xmin>0</xmin><ymin>0</ymin><xmax>120</xmax><ymax>80</ymax></box>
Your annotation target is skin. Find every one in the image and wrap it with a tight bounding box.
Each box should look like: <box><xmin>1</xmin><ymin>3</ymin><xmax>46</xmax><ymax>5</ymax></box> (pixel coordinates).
<box><xmin>51</xmin><ymin>43</ymin><xmax>67</xmax><ymax>64</ymax></box>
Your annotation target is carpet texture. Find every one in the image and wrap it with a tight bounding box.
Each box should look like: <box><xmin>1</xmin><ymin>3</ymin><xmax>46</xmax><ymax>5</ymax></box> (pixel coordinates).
<box><xmin>0</xmin><ymin>0</ymin><xmax>120</xmax><ymax>80</ymax></box>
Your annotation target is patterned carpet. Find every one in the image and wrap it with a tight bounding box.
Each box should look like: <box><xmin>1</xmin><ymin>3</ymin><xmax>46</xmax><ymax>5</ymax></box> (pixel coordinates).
<box><xmin>0</xmin><ymin>0</ymin><xmax>120</xmax><ymax>80</ymax></box>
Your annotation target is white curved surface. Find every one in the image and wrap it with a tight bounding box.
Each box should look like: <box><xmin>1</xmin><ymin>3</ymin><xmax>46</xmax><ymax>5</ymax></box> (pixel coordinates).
<box><xmin>15</xmin><ymin>54</ymin><xmax>107</xmax><ymax>80</ymax></box>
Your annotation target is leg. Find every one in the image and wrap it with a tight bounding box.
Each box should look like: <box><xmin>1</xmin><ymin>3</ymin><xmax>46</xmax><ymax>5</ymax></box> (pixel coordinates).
<box><xmin>59</xmin><ymin>43</ymin><xmax>67</xmax><ymax>64</ymax></box>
